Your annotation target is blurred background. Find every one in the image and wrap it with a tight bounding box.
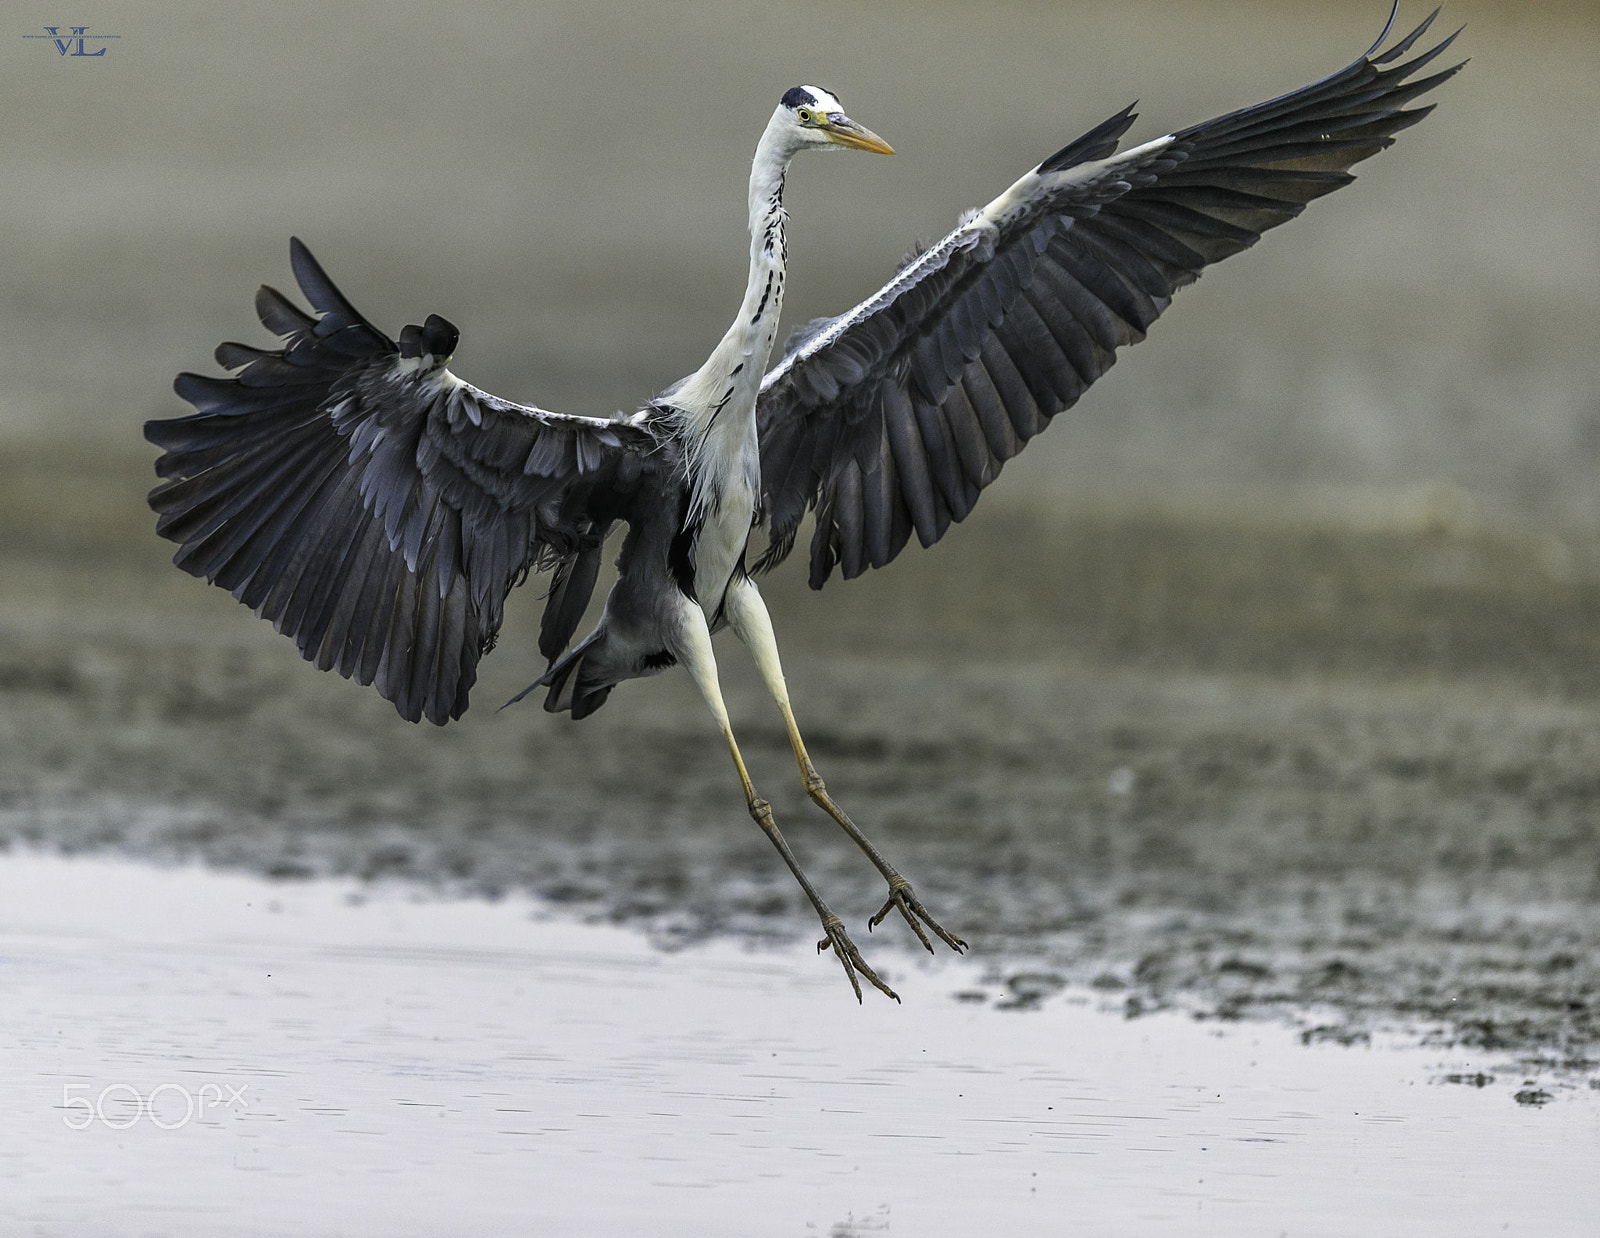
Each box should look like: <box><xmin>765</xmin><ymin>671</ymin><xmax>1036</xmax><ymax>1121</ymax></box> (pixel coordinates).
<box><xmin>1</xmin><ymin>0</ymin><xmax>1597</xmax><ymax>1051</ymax></box>
<box><xmin>4</xmin><ymin>0</ymin><xmax>1598</xmax><ymax>526</ymax></box>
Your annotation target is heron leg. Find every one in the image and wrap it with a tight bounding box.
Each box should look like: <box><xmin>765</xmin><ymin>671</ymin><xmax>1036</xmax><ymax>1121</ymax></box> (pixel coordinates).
<box><xmin>672</xmin><ymin>593</ymin><xmax>898</xmax><ymax>1003</ymax></box>
<box><xmin>722</xmin><ymin>578</ymin><xmax>967</xmax><ymax>956</ymax></box>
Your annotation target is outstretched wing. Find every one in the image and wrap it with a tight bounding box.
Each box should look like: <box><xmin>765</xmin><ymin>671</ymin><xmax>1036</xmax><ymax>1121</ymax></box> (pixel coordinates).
<box><xmin>755</xmin><ymin>6</ymin><xmax>1462</xmax><ymax>587</ymax></box>
<box><xmin>147</xmin><ymin>238</ymin><xmax>660</xmax><ymax>725</ymax></box>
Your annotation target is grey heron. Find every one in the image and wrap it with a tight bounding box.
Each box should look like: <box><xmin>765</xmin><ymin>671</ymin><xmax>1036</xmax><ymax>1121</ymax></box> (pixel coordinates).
<box><xmin>145</xmin><ymin>8</ymin><xmax>1461</xmax><ymax>1001</ymax></box>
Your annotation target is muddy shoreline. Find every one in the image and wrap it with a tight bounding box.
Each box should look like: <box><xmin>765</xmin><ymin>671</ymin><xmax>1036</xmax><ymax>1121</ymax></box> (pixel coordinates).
<box><xmin>4</xmin><ymin>465</ymin><xmax>1596</xmax><ymax>1082</ymax></box>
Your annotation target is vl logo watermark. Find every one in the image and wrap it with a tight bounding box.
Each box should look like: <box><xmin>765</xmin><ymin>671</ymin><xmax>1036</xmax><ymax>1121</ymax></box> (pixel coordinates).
<box><xmin>23</xmin><ymin>26</ymin><xmax>120</xmax><ymax>56</ymax></box>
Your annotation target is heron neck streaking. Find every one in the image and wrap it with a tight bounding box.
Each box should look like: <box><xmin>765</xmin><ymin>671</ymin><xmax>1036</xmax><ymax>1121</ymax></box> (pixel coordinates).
<box><xmin>671</xmin><ymin>107</ymin><xmax>792</xmax><ymax>527</ymax></box>
<box><xmin>671</xmin><ymin>89</ymin><xmax>893</xmax><ymax>529</ymax></box>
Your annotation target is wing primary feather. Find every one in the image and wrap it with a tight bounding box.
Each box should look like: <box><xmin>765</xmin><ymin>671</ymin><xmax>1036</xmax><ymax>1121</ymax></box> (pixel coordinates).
<box><xmin>234</xmin><ymin>442</ymin><xmax>352</xmax><ymax>610</ymax></box>
<box><xmin>255</xmin><ymin>284</ymin><xmax>316</xmax><ymax>336</ymax></box>
<box><xmin>1029</xmin><ymin>262</ymin><xmax>1120</xmax><ymax>376</ymax></box>
<box><xmin>1369</xmin><ymin>5</ymin><xmax>1436</xmax><ymax>64</ymax></box>
<box><xmin>539</xmin><ymin>542</ymin><xmax>606</xmax><ymax>661</ymax></box>
<box><xmin>959</xmin><ymin>362</ymin><xmax>1022</xmax><ymax>464</ymax></box>
<box><xmin>940</xmin><ymin>379</ymin><xmax>1001</xmax><ymax>490</ymax></box>
<box><xmin>860</xmin><ymin>445</ymin><xmax>897</xmax><ymax>569</ymax></box>
<box><xmin>881</xmin><ymin>384</ymin><xmax>943</xmax><ymax>547</ymax></box>
<box><xmin>978</xmin><ymin>335</ymin><xmax>1048</xmax><ymax>442</ymax></box>
<box><xmin>288</xmin><ymin>237</ymin><xmax>369</xmax><ymax>329</ymax></box>
<box><xmin>835</xmin><ymin>463</ymin><xmax>865</xmax><ymax>579</ymax></box>
<box><xmin>1039</xmin><ymin>103</ymin><xmax>1140</xmax><ymax>174</ymax></box>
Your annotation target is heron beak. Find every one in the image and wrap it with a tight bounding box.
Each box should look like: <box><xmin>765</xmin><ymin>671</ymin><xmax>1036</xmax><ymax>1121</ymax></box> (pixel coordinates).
<box><xmin>823</xmin><ymin>113</ymin><xmax>895</xmax><ymax>155</ymax></box>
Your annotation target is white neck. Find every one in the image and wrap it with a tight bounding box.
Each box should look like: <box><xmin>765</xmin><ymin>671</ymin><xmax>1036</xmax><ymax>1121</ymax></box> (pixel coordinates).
<box><xmin>670</xmin><ymin>107</ymin><xmax>798</xmax><ymax>517</ymax></box>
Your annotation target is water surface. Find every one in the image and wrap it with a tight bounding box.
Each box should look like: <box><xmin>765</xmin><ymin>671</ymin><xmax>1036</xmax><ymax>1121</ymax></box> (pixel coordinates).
<box><xmin>4</xmin><ymin>854</ymin><xmax>1594</xmax><ymax>1237</ymax></box>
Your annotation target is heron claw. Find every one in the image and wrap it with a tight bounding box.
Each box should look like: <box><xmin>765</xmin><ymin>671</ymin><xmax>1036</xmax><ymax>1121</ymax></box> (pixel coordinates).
<box><xmin>870</xmin><ymin>880</ymin><xmax>967</xmax><ymax>955</ymax></box>
<box><xmin>818</xmin><ymin>917</ymin><xmax>899</xmax><ymax>1003</ymax></box>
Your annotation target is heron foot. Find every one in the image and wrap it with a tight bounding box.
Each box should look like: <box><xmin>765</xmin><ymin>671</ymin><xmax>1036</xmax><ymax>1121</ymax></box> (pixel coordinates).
<box><xmin>817</xmin><ymin>915</ymin><xmax>900</xmax><ymax>1004</ymax></box>
<box><xmin>869</xmin><ymin>877</ymin><xmax>967</xmax><ymax>956</ymax></box>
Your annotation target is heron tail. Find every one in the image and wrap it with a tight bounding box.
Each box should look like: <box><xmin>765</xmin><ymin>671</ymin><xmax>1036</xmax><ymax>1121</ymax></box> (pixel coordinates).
<box><xmin>502</xmin><ymin>629</ymin><xmax>616</xmax><ymax>720</ymax></box>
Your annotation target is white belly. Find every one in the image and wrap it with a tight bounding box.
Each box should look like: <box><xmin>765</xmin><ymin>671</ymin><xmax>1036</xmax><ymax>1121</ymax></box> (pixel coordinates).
<box><xmin>693</xmin><ymin>475</ymin><xmax>756</xmax><ymax>613</ymax></box>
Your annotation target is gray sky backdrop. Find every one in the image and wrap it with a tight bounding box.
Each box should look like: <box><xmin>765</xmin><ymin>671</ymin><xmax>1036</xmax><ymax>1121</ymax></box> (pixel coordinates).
<box><xmin>2</xmin><ymin>0</ymin><xmax>1595</xmax><ymax>536</ymax></box>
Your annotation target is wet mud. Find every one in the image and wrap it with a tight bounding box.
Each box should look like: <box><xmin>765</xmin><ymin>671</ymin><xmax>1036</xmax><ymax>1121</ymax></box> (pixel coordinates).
<box><xmin>4</xmin><ymin>458</ymin><xmax>1597</xmax><ymax>1086</ymax></box>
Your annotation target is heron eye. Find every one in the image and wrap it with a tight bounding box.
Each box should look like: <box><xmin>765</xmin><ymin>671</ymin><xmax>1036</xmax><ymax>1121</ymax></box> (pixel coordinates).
<box><xmin>797</xmin><ymin>109</ymin><xmax>812</xmax><ymax>123</ymax></box>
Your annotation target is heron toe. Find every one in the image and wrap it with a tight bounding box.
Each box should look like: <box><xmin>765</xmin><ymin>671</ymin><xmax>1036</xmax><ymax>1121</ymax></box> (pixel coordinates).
<box><xmin>869</xmin><ymin>878</ymin><xmax>968</xmax><ymax>955</ymax></box>
<box><xmin>818</xmin><ymin>916</ymin><xmax>900</xmax><ymax>1004</ymax></box>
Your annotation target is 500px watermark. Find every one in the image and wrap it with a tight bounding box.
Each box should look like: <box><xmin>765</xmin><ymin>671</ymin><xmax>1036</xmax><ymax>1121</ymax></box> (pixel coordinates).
<box><xmin>61</xmin><ymin>1082</ymin><xmax>249</xmax><ymax>1130</ymax></box>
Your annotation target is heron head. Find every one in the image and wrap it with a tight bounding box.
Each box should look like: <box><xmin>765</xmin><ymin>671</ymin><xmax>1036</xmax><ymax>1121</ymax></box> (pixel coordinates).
<box><xmin>779</xmin><ymin>86</ymin><xmax>894</xmax><ymax>156</ymax></box>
